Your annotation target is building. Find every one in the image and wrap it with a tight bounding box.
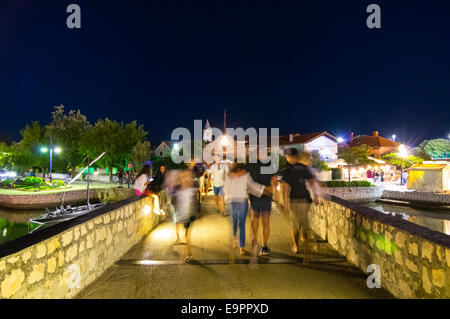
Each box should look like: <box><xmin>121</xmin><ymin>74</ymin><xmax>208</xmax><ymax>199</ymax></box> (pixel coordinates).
<box><xmin>349</xmin><ymin>131</ymin><xmax>399</xmax><ymax>159</ymax></box>
<box><xmin>154</xmin><ymin>141</ymin><xmax>174</xmax><ymax>157</ymax></box>
<box><xmin>407</xmin><ymin>162</ymin><xmax>450</xmax><ymax>192</ymax></box>
<box><xmin>279</xmin><ymin>131</ymin><xmax>339</xmax><ymax>162</ymax></box>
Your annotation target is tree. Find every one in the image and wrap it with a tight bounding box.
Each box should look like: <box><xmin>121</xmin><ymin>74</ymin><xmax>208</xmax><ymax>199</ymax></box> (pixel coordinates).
<box><xmin>382</xmin><ymin>153</ymin><xmax>424</xmax><ymax>169</ymax></box>
<box><xmin>418</xmin><ymin>139</ymin><xmax>450</xmax><ymax>159</ymax></box>
<box><xmin>47</xmin><ymin>105</ymin><xmax>91</xmax><ymax>176</ymax></box>
<box><xmin>411</xmin><ymin>147</ymin><xmax>432</xmax><ymax>161</ymax></box>
<box><xmin>0</xmin><ymin>143</ymin><xmax>14</xmax><ymax>170</ymax></box>
<box><xmin>14</xmin><ymin>121</ymin><xmax>49</xmax><ymax>174</ymax></box>
<box><xmin>310</xmin><ymin>151</ymin><xmax>329</xmax><ymax>172</ymax></box>
<box><xmin>131</xmin><ymin>140</ymin><xmax>151</xmax><ymax>172</ymax></box>
<box><xmin>79</xmin><ymin>119</ymin><xmax>147</xmax><ymax>182</ymax></box>
<box><xmin>338</xmin><ymin>145</ymin><xmax>374</xmax><ymax>182</ymax></box>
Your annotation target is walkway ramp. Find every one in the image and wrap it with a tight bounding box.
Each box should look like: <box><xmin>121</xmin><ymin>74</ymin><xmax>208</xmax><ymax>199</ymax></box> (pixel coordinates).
<box><xmin>77</xmin><ymin>198</ymin><xmax>392</xmax><ymax>299</ymax></box>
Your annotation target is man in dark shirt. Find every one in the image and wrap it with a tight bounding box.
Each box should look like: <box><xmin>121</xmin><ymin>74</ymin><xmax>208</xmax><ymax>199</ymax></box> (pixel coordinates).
<box><xmin>245</xmin><ymin>151</ymin><xmax>276</xmax><ymax>256</ymax></box>
<box><xmin>279</xmin><ymin>148</ymin><xmax>322</xmax><ymax>263</ymax></box>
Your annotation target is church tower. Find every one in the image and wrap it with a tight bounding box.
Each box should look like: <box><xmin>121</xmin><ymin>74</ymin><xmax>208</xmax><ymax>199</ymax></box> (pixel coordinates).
<box><xmin>203</xmin><ymin>119</ymin><xmax>212</xmax><ymax>142</ymax></box>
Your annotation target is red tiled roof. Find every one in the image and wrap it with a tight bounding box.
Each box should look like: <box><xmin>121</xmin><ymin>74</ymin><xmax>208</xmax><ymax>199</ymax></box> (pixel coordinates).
<box><xmin>279</xmin><ymin>132</ymin><xmax>338</xmax><ymax>146</ymax></box>
<box><xmin>350</xmin><ymin>136</ymin><xmax>399</xmax><ymax>148</ymax></box>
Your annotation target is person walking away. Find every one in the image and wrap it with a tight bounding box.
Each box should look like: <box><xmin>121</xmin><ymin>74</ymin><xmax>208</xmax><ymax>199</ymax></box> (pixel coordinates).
<box><xmin>403</xmin><ymin>170</ymin><xmax>409</xmax><ymax>185</ymax></box>
<box><xmin>380</xmin><ymin>170</ymin><xmax>385</xmax><ymax>183</ymax></box>
<box><xmin>209</xmin><ymin>156</ymin><xmax>228</xmax><ymax>215</ymax></box>
<box><xmin>173</xmin><ymin>169</ymin><xmax>198</xmax><ymax>262</ymax></box>
<box><xmin>125</xmin><ymin>170</ymin><xmax>131</xmax><ymax>188</ymax></box>
<box><xmin>224</xmin><ymin>163</ymin><xmax>271</xmax><ymax>255</ymax></box>
<box><xmin>117</xmin><ymin>169</ymin><xmax>124</xmax><ymax>188</ymax></box>
<box><xmin>133</xmin><ymin>165</ymin><xmax>153</xmax><ymax>196</ymax></box>
<box><xmin>245</xmin><ymin>151</ymin><xmax>276</xmax><ymax>256</ymax></box>
<box><xmin>279</xmin><ymin>149</ymin><xmax>326</xmax><ymax>263</ymax></box>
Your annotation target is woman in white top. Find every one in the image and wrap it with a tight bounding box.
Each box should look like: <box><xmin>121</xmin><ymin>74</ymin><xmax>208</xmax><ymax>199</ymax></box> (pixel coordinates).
<box><xmin>133</xmin><ymin>165</ymin><xmax>152</xmax><ymax>196</ymax></box>
<box><xmin>224</xmin><ymin>163</ymin><xmax>272</xmax><ymax>255</ymax></box>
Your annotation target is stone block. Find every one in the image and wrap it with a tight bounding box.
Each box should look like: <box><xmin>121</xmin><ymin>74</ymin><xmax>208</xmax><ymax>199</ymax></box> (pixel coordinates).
<box><xmin>431</xmin><ymin>269</ymin><xmax>445</xmax><ymax>288</ymax></box>
<box><xmin>36</xmin><ymin>244</ymin><xmax>47</xmax><ymax>259</ymax></box>
<box><xmin>408</xmin><ymin>243</ymin><xmax>419</xmax><ymax>256</ymax></box>
<box><xmin>422</xmin><ymin>241</ymin><xmax>434</xmax><ymax>263</ymax></box>
<box><xmin>394</xmin><ymin>232</ymin><xmax>406</xmax><ymax>249</ymax></box>
<box><xmin>62</xmin><ymin>231</ymin><xmax>74</xmax><ymax>247</ymax></box>
<box><xmin>65</xmin><ymin>244</ymin><xmax>78</xmax><ymax>263</ymax></box>
<box><xmin>47</xmin><ymin>257</ymin><xmax>57</xmax><ymax>274</ymax></box>
<box><xmin>22</xmin><ymin>251</ymin><xmax>32</xmax><ymax>263</ymax></box>
<box><xmin>1</xmin><ymin>269</ymin><xmax>25</xmax><ymax>298</ymax></box>
<box><xmin>405</xmin><ymin>258</ymin><xmax>418</xmax><ymax>273</ymax></box>
<box><xmin>47</xmin><ymin>238</ymin><xmax>60</xmax><ymax>254</ymax></box>
<box><xmin>28</xmin><ymin>264</ymin><xmax>45</xmax><ymax>284</ymax></box>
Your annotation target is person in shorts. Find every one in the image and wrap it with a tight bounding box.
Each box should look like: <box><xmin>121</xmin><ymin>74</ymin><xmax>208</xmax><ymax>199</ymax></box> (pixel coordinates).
<box><xmin>245</xmin><ymin>151</ymin><xmax>276</xmax><ymax>255</ymax></box>
<box><xmin>209</xmin><ymin>156</ymin><xmax>228</xmax><ymax>215</ymax></box>
<box><xmin>279</xmin><ymin>148</ymin><xmax>324</xmax><ymax>263</ymax></box>
<box><xmin>173</xmin><ymin>169</ymin><xmax>198</xmax><ymax>262</ymax></box>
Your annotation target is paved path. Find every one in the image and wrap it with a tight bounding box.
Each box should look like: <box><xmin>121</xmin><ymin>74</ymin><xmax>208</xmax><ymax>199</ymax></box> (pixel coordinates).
<box><xmin>77</xmin><ymin>198</ymin><xmax>393</xmax><ymax>299</ymax></box>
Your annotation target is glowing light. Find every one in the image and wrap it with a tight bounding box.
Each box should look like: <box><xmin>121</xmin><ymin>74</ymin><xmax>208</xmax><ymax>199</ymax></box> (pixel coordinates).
<box><xmin>276</xmin><ymin>184</ymin><xmax>281</xmax><ymax>191</ymax></box>
<box><xmin>392</xmin><ymin>134</ymin><xmax>396</xmax><ymax>141</ymax></box>
<box><xmin>143</xmin><ymin>205</ymin><xmax>151</xmax><ymax>215</ymax></box>
<box><xmin>54</xmin><ymin>147</ymin><xmax>62</xmax><ymax>153</ymax></box>
<box><xmin>40</xmin><ymin>147</ymin><xmax>48</xmax><ymax>153</ymax></box>
<box><xmin>151</xmin><ymin>227</ymin><xmax>175</xmax><ymax>240</ymax></box>
<box><xmin>337</xmin><ymin>137</ymin><xmax>344</xmax><ymax>143</ymax></box>
<box><xmin>220</xmin><ymin>135</ymin><xmax>230</xmax><ymax>146</ymax></box>
<box><xmin>399</xmin><ymin>144</ymin><xmax>408</xmax><ymax>158</ymax></box>
<box><xmin>173</xmin><ymin>143</ymin><xmax>179</xmax><ymax>150</ymax></box>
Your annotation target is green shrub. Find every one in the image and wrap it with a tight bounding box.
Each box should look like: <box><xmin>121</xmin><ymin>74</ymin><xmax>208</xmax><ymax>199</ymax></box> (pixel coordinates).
<box><xmin>325</xmin><ymin>180</ymin><xmax>373</xmax><ymax>187</ymax></box>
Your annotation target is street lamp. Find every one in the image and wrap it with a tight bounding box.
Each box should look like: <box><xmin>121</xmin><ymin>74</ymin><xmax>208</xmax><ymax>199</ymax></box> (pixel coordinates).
<box><xmin>392</xmin><ymin>134</ymin><xmax>396</xmax><ymax>141</ymax></box>
<box><xmin>337</xmin><ymin>137</ymin><xmax>344</xmax><ymax>143</ymax></box>
<box><xmin>40</xmin><ymin>135</ymin><xmax>61</xmax><ymax>182</ymax></box>
<box><xmin>399</xmin><ymin>144</ymin><xmax>408</xmax><ymax>186</ymax></box>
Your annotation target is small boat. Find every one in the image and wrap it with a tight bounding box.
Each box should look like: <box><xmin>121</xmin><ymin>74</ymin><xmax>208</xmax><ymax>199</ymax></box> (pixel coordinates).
<box><xmin>28</xmin><ymin>152</ymin><xmax>107</xmax><ymax>233</ymax></box>
<box><xmin>29</xmin><ymin>203</ymin><xmax>105</xmax><ymax>232</ymax></box>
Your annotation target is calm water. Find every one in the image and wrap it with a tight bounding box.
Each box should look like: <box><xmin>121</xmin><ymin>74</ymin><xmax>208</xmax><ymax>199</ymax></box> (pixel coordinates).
<box><xmin>0</xmin><ymin>208</ymin><xmax>45</xmax><ymax>245</ymax></box>
<box><xmin>362</xmin><ymin>202</ymin><xmax>450</xmax><ymax>235</ymax></box>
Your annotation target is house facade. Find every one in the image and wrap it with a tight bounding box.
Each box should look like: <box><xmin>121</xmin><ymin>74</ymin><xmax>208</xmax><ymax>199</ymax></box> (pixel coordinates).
<box><xmin>349</xmin><ymin>131</ymin><xmax>399</xmax><ymax>159</ymax></box>
<box><xmin>154</xmin><ymin>141</ymin><xmax>173</xmax><ymax>157</ymax></box>
<box><xmin>279</xmin><ymin>132</ymin><xmax>339</xmax><ymax>162</ymax></box>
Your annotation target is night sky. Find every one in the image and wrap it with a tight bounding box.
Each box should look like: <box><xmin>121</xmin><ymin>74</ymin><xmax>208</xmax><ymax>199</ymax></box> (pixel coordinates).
<box><xmin>1</xmin><ymin>0</ymin><xmax>449</xmax><ymax>147</ymax></box>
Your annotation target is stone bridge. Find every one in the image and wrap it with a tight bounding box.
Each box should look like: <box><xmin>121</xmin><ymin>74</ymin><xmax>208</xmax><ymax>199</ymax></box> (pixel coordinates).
<box><xmin>0</xmin><ymin>193</ymin><xmax>449</xmax><ymax>299</ymax></box>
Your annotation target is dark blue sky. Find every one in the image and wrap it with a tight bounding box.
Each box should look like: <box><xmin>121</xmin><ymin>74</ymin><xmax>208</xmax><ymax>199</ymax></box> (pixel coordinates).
<box><xmin>1</xmin><ymin>0</ymin><xmax>449</xmax><ymax>146</ymax></box>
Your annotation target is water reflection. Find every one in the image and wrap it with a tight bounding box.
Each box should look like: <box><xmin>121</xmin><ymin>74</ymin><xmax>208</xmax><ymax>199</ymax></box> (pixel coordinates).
<box><xmin>0</xmin><ymin>208</ymin><xmax>44</xmax><ymax>245</ymax></box>
<box><xmin>362</xmin><ymin>202</ymin><xmax>450</xmax><ymax>235</ymax></box>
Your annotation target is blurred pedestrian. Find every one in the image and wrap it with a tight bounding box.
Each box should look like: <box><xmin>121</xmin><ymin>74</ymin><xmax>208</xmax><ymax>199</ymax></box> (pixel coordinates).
<box><xmin>245</xmin><ymin>151</ymin><xmax>276</xmax><ymax>256</ymax></box>
<box><xmin>173</xmin><ymin>169</ymin><xmax>198</xmax><ymax>262</ymax></box>
<box><xmin>133</xmin><ymin>165</ymin><xmax>153</xmax><ymax>196</ymax></box>
<box><xmin>279</xmin><ymin>149</ymin><xmax>327</xmax><ymax>263</ymax></box>
<box><xmin>209</xmin><ymin>156</ymin><xmax>228</xmax><ymax>216</ymax></box>
<box><xmin>125</xmin><ymin>170</ymin><xmax>131</xmax><ymax>188</ymax></box>
<box><xmin>224</xmin><ymin>163</ymin><xmax>271</xmax><ymax>255</ymax></box>
<box><xmin>117</xmin><ymin>169</ymin><xmax>124</xmax><ymax>188</ymax></box>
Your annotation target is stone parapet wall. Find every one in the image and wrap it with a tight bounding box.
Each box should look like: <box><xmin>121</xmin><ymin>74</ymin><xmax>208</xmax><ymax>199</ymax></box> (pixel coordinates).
<box><xmin>274</xmin><ymin>184</ymin><xmax>450</xmax><ymax>298</ymax></box>
<box><xmin>0</xmin><ymin>187</ymin><xmax>135</xmax><ymax>209</ymax></box>
<box><xmin>324</xmin><ymin>186</ymin><xmax>383</xmax><ymax>203</ymax></box>
<box><xmin>308</xmin><ymin>198</ymin><xmax>450</xmax><ymax>298</ymax></box>
<box><xmin>381</xmin><ymin>190</ymin><xmax>450</xmax><ymax>206</ymax></box>
<box><xmin>0</xmin><ymin>196</ymin><xmax>164</xmax><ymax>298</ymax></box>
